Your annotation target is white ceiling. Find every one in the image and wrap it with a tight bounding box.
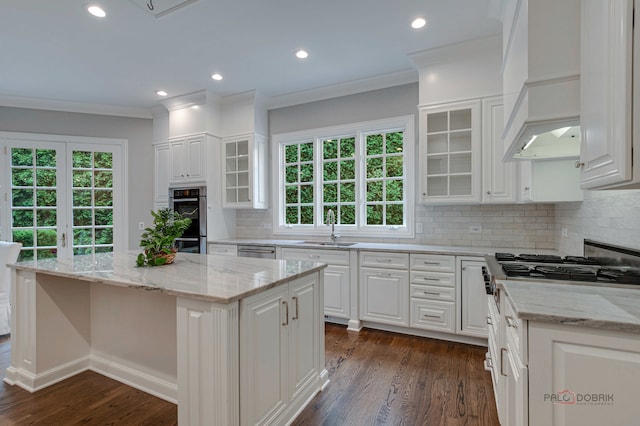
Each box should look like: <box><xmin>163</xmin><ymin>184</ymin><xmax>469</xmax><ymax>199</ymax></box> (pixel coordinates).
<box><xmin>1</xmin><ymin>0</ymin><xmax>501</xmax><ymax>116</ymax></box>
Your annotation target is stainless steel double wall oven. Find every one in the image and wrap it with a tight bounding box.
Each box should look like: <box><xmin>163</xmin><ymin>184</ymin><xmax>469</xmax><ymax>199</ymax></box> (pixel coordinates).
<box><xmin>169</xmin><ymin>186</ymin><xmax>207</xmax><ymax>253</ymax></box>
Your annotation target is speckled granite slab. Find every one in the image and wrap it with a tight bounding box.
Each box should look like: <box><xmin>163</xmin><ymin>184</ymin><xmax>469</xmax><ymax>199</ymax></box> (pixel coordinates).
<box><xmin>501</xmin><ymin>280</ymin><xmax>640</xmax><ymax>333</ymax></box>
<box><xmin>9</xmin><ymin>251</ymin><xmax>326</xmax><ymax>304</ymax></box>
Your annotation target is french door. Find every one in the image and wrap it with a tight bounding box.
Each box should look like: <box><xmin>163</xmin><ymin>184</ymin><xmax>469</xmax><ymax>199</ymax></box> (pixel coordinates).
<box><xmin>1</xmin><ymin>133</ymin><xmax>126</xmax><ymax>261</ymax></box>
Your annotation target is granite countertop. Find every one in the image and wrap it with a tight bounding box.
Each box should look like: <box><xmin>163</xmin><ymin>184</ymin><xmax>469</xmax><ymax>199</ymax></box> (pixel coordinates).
<box><xmin>9</xmin><ymin>251</ymin><xmax>326</xmax><ymax>304</ymax></box>
<box><xmin>500</xmin><ymin>280</ymin><xmax>640</xmax><ymax>333</ymax></box>
<box><xmin>210</xmin><ymin>239</ymin><xmax>560</xmax><ymax>257</ymax></box>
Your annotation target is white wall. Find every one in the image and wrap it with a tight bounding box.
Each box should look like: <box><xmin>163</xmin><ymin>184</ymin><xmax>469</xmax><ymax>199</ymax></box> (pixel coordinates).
<box><xmin>0</xmin><ymin>106</ymin><xmax>154</xmax><ymax>250</ymax></box>
<box><xmin>412</xmin><ymin>35</ymin><xmax>503</xmax><ymax>106</ymax></box>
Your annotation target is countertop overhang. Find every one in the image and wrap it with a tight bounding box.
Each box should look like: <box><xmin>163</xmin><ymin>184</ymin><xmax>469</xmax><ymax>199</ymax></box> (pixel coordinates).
<box><xmin>9</xmin><ymin>251</ymin><xmax>327</xmax><ymax>304</ymax></box>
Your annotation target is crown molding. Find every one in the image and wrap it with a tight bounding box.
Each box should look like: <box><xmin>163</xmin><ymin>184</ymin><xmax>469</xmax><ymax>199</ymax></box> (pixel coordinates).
<box><xmin>266</xmin><ymin>69</ymin><xmax>418</xmax><ymax>110</ymax></box>
<box><xmin>0</xmin><ymin>94</ymin><xmax>153</xmax><ymax>119</ymax></box>
<box><xmin>409</xmin><ymin>34</ymin><xmax>502</xmax><ymax>68</ymax></box>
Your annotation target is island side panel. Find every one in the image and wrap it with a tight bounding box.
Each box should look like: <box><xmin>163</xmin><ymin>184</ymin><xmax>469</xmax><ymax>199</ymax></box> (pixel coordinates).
<box><xmin>89</xmin><ymin>282</ymin><xmax>178</xmax><ymax>402</ymax></box>
<box><xmin>5</xmin><ymin>270</ymin><xmax>91</xmax><ymax>391</ymax></box>
<box><xmin>177</xmin><ymin>297</ymin><xmax>240</xmax><ymax>426</ymax></box>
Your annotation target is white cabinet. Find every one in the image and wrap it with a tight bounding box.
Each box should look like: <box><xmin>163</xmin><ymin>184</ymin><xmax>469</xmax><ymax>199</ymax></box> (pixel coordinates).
<box><xmin>222</xmin><ymin>134</ymin><xmax>269</xmax><ymax>209</ymax></box>
<box><xmin>409</xmin><ymin>253</ymin><xmax>456</xmax><ymax>333</ymax></box>
<box><xmin>458</xmin><ymin>259</ymin><xmax>488</xmax><ymax>338</ymax></box>
<box><xmin>419</xmin><ymin>100</ymin><xmax>482</xmax><ymax>204</ymax></box>
<box><xmin>529</xmin><ymin>321</ymin><xmax>640</xmax><ymax>425</ymax></box>
<box><xmin>482</xmin><ymin>97</ymin><xmax>517</xmax><ymax>204</ymax></box>
<box><xmin>359</xmin><ymin>251</ymin><xmax>409</xmax><ymax>326</ymax></box>
<box><xmin>281</xmin><ymin>247</ymin><xmax>351</xmax><ymax>320</ymax></box>
<box><xmin>579</xmin><ymin>0</ymin><xmax>640</xmax><ymax>189</ymax></box>
<box><xmin>170</xmin><ymin>135</ymin><xmax>206</xmax><ymax>184</ymax></box>
<box><xmin>153</xmin><ymin>141</ymin><xmax>171</xmax><ymax>206</ymax></box>
<box><xmin>240</xmin><ymin>272</ymin><xmax>323</xmax><ymax>426</ymax></box>
<box><xmin>517</xmin><ymin>159</ymin><xmax>583</xmax><ymax>203</ymax></box>
<box><xmin>207</xmin><ymin>243</ymin><xmax>237</xmax><ymax>256</ymax></box>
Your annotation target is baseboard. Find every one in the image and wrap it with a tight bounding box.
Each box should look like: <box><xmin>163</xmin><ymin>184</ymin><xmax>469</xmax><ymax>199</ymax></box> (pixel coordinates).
<box><xmin>90</xmin><ymin>354</ymin><xmax>177</xmax><ymax>404</ymax></box>
<box><xmin>360</xmin><ymin>321</ymin><xmax>488</xmax><ymax>347</ymax></box>
<box><xmin>346</xmin><ymin>319</ymin><xmax>362</xmax><ymax>332</ymax></box>
<box><xmin>4</xmin><ymin>356</ymin><xmax>90</xmax><ymax>392</ymax></box>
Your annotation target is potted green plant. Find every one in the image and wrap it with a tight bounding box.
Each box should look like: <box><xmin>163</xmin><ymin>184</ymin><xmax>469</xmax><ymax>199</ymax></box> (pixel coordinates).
<box><xmin>136</xmin><ymin>208</ymin><xmax>191</xmax><ymax>267</ymax></box>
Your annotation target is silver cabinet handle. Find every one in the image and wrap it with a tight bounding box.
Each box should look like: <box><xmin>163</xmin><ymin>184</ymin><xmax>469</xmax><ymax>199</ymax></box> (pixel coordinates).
<box><xmin>308</xmin><ymin>254</ymin><xmax>320</xmax><ymax>259</ymax></box>
<box><xmin>422</xmin><ymin>277</ymin><xmax>440</xmax><ymax>281</ymax></box>
<box><xmin>423</xmin><ymin>291</ymin><xmax>440</xmax><ymax>295</ymax></box>
<box><xmin>61</xmin><ymin>232</ymin><xmax>66</xmax><ymax>248</ymax></box>
<box><xmin>500</xmin><ymin>348</ymin><xmax>508</xmax><ymax>376</ymax></box>
<box><xmin>376</xmin><ymin>258</ymin><xmax>392</xmax><ymax>263</ymax></box>
<box><xmin>422</xmin><ymin>261</ymin><xmax>440</xmax><ymax>265</ymax></box>
<box><xmin>575</xmin><ymin>160</ymin><xmax>585</xmax><ymax>168</ymax></box>
<box><xmin>376</xmin><ymin>272</ymin><xmax>392</xmax><ymax>278</ymax></box>
<box><xmin>292</xmin><ymin>297</ymin><xmax>299</xmax><ymax>320</ymax></box>
<box><xmin>282</xmin><ymin>301</ymin><xmax>289</xmax><ymax>326</ymax></box>
<box><xmin>505</xmin><ymin>315</ymin><xmax>517</xmax><ymax>329</ymax></box>
<box><xmin>423</xmin><ymin>313</ymin><xmax>441</xmax><ymax>319</ymax></box>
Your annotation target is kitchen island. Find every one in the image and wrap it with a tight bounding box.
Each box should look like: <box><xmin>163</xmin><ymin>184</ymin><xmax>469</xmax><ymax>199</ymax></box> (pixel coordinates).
<box><xmin>5</xmin><ymin>251</ymin><xmax>328</xmax><ymax>425</ymax></box>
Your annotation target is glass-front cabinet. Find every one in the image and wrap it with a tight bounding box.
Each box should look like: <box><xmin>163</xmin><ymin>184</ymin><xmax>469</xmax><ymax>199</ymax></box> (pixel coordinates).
<box><xmin>222</xmin><ymin>134</ymin><xmax>268</xmax><ymax>209</ymax></box>
<box><xmin>419</xmin><ymin>100</ymin><xmax>481</xmax><ymax>203</ymax></box>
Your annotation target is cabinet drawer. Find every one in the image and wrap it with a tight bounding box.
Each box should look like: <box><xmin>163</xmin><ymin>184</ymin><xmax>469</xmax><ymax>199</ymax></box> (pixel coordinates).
<box><xmin>410</xmin><ymin>284</ymin><xmax>455</xmax><ymax>302</ymax></box>
<box><xmin>410</xmin><ymin>271</ymin><xmax>455</xmax><ymax>287</ymax></box>
<box><xmin>359</xmin><ymin>251</ymin><xmax>409</xmax><ymax>269</ymax></box>
<box><xmin>410</xmin><ymin>299</ymin><xmax>455</xmax><ymax>333</ymax></box>
<box><xmin>504</xmin><ymin>295</ymin><xmax>527</xmax><ymax>363</ymax></box>
<box><xmin>281</xmin><ymin>248</ymin><xmax>350</xmax><ymax>266</ymax></box>
<box><xmin>410</xmin><ymin>254</ymin><xmax>455</xmax><ymax>272</ymax></box>
<box><xmin>208</xmin><ymin>244</ymin><xmax>237</xmax><ymax>256</ymax></box>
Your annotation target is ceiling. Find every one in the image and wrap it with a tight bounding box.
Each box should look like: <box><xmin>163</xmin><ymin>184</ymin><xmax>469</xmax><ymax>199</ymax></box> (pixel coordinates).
<box><xmin>1</xmin><ymin>0</ymin><xmax>502</xmax><ymax>116</ymax></box>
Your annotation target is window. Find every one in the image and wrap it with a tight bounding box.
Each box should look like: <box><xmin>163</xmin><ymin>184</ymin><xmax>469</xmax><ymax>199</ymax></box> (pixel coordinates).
<box><xmin>273</xmin><ymin>116</ymin><xmax>414</xmax><ymax>238</ymax></box>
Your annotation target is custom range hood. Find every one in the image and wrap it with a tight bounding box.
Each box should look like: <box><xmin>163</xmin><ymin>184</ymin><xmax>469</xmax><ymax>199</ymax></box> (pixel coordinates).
<box><xmin>501</xmin><ymin>0</ymin><xmax>581</xmax><ymax>161</ymax></box>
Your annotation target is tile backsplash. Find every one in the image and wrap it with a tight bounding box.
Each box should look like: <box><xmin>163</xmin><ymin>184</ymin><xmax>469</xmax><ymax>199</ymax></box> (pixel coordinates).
<box><xmin>235</xmin><ymin>203</ymin><xmax>556</xmax><ymax>249</ymax></box>
<box><xmin>555</xmin><ymin>190</ymin><xmax>640</xmax><ymax>255</ymax></box>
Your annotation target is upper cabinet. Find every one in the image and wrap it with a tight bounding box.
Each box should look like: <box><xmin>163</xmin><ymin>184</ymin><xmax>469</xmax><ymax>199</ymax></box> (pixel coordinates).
<box><xmin>502</xmin><ymin>0</ymin><xmax>582</xmax><ymax>160</ymax></box>
<box><xmin>579</xmin><ymin>0</ymin><xmax>640</xmax><ymax>189</ymax></box>
<box><xmin>482</xmin><ymin>97</ymin><xmax>518</xmax><ymax>203</ymax></box>
<box><xmin>419</xmin><ymin>100</ymin><xmax>482</xmax><ymax>204</ymax></box>
<box><xmin>170</xmin><ymin>134</ymin><xmax>206</xmax><ymax>184</ymax></box>
<box><xmin>222</xmin><ymin>133</ymin><xmax>268</xmax><ymax>209</ymax></box>
<box><xmin>153</xmin><ymin>141</ymin><xmax>171</xmax><ymax>207</ymax></box>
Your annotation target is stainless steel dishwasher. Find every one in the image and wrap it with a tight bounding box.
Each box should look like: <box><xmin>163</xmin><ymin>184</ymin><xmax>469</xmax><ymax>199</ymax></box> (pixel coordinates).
<box><xmin>237</xmin><ymin>245</ymin><xmax>276</xmax><ymax>259</ymax></box>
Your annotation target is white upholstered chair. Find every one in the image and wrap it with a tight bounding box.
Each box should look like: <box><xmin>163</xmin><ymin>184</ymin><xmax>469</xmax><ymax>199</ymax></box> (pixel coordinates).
<box><xmin>0</xmin><ymin>242</ymin><xmax>22</xmax><ymax>336</ymax></box>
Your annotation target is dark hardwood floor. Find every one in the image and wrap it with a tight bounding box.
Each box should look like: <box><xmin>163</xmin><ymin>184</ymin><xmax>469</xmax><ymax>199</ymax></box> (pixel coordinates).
<box><xmin>0</xmin><ymin>324</ymin><xmax>498</xmax><ymax>425</ymax></box>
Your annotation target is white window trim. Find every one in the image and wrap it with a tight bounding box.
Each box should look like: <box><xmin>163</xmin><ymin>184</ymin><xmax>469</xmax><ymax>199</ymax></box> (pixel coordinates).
<box><xmin>272</xmin><ymin>115</ymin><xmax>414</xmax><ymax>239</ymax></box>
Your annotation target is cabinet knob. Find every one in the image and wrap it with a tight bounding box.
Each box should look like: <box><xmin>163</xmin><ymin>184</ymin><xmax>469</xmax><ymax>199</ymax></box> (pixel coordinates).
<box><xmin>575</xmin><ymin>160</ymin><xmax>585</xmax><ymax>169</ymax></box>
<box><xmin>524</xmin><ymin>186</ymin><xmax>530</xmax><ymax>191</ymax></box>
<box><xmin>486</xmin><ymin>191</ymin><xmax>491</xmax><ymax>195</ymax></box>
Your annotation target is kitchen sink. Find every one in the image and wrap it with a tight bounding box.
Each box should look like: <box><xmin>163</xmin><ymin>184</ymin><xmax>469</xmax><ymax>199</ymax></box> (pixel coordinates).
<box><xmin>296</xmin><ymin>241</ymin><xmax>357</xmax><ymax>247</ymax></box>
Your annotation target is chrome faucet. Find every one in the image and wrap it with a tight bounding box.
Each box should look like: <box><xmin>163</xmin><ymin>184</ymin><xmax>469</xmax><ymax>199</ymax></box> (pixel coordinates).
<box><xmin>326</xmin><ymin>209</ymin><xmax>339</xmax><ymax>242</ymax></box>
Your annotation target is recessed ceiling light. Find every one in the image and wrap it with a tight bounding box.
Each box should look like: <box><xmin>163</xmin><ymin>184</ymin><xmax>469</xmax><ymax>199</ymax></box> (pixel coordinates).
<box><xmin>87</xmin><ymin>5</ymin><xmax>106</xmax><ymax>18</ymax></box>
<box><xmin>211</xmin><ymin>73</ymin><xmax>223</xmax><ymax>81</ymax></box>
<box><xmin>411</xmin><ymin>17</ymin><xmax>427</xmax><ymax>29</ymax></box>
<box><xmin>295</xmin><ymin>49</ymin><xmax>309</xmax><ymax>59</ymax></box>
<box><xmin>156</xmin><ymin>90</ymin><xmax>168</xmax><ymax>97</ymax></box>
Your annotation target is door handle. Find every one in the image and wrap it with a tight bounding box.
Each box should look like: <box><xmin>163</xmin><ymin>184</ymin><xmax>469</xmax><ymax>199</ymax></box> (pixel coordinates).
<box><xmin>61</xmin><ymin>232</ymin><xmax>66</xmax><ymax>248</ymax></box>
<box><xmin>292</xmin><ymin>296</ymin><xmax>299</xmax><ymax>320</ymax></box>
<box><xmin>282</xmin><ymin>301</ymin><xmax>289</xmax><ymax>326</ymax></box>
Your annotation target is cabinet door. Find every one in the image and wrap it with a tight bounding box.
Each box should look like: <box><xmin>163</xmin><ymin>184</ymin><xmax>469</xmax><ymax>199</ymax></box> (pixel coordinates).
<box><xmin>323</xmin><ymin>264</ymin><xmax>350</xmax><ymax>319</ymax></box>
<box><xmin>360</xmin><ymin>267</ymin><xmax>409</xmax><ymax>326</ymax></box>
<box><xmin>419</xmin><ymin>100</ymin><xmax>482</xmax><ymax>204</ymax></box>
<box><xmin>460</xmin><ymin>260</ymin><xmax>489</xmax><ymax>337</ymax></box>
<box><xmin>240</xmin><ymin>286</ymin><xmax>289</xmax><ymax>425</ymax></box>
<box><xmin>529</xmin><ymin>322</ymin><xmax>640</xmax><ymax>425</ymax></box>
<box><xmin>482</xmin><ymin>97</ymin><xmax>517</xmax><ymax>203</ymax></box>
<box><xmin>504</xmin><ymin>346</ymin><xmax>528</xmax><ymax>426</ymax></box>
<box><xmin>580</xmin><ymin>0</ymin><xmax>635</xmax><ymax>189</ymax></box>
<box><xmin>185</xmin><ymin>136</ymin><xmax>204</xmax><ymax>181</ymax></box>
<box><xmin>288</xmin><ymin>275</ymin><xmax>319</xmax><ymax>403</ymax></box>
<box><xmin>154</xmin><ymin>143</ymin><xmax>170</xmax><ymax>204</ymax></box>
<box><xmin>169</xmin><ymin>139</ymin><xmax>187</xmax><ymax>182</ymax></box>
